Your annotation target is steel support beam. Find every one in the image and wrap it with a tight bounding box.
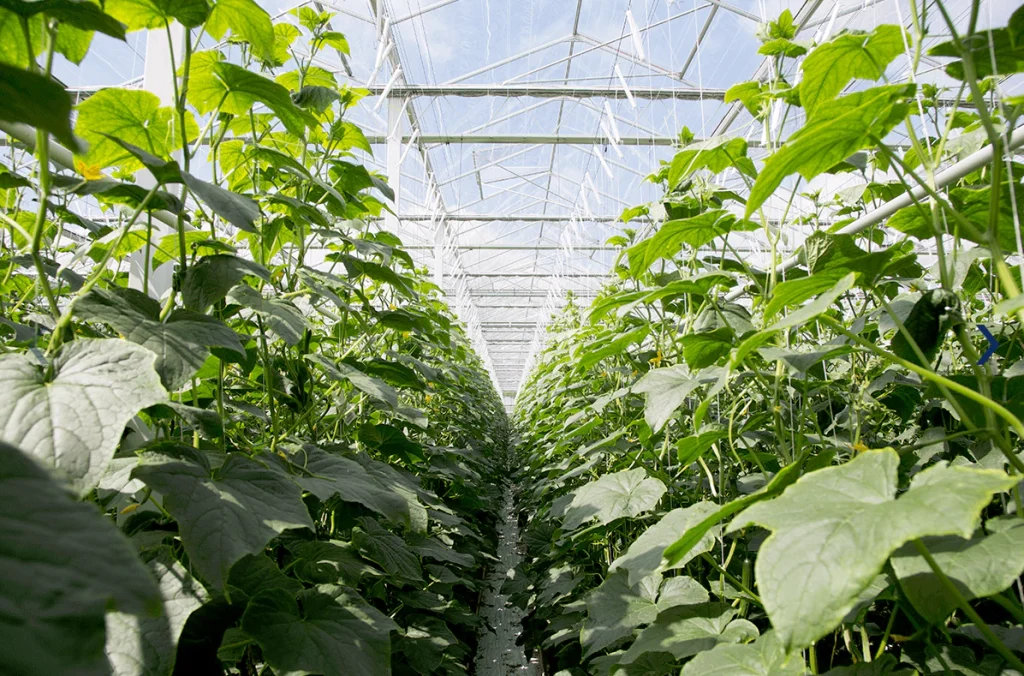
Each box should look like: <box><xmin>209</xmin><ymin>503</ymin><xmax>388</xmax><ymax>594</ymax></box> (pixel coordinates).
<box><xmin>365</xmin><ymin>134</ymin><xmax>676</xmax><ymax>146</ymax></box>
<box><xmin>362</xmin><ymin>83</ymin><xmax>727</xmax><ymax>99</ymax></box>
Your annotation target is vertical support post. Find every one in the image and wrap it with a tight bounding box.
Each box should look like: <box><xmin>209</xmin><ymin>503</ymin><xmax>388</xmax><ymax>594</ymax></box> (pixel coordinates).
<box><xmin>433</xmin><ymin>215</ymin><xmax>445</xmax><ymax>288</ymax></box>
<box><xmin>129</xmin><ymin>25</ymin><xmax>183</xmax><ymax>299</ymax></box>
<box><xmin>385</xmin><ymin>96</ymin><xmax>403</xmax><ymax>236</ymax></box>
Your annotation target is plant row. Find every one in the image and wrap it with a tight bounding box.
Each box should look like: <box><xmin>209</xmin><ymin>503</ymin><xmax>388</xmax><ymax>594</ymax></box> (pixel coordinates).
<box><xmin>510</xmin><ymin>5</ymin><xmax>1024</xmax><ymax>675</ymax></box>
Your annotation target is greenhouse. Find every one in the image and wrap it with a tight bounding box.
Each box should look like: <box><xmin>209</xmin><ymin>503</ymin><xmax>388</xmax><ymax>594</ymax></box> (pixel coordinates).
<box><xmin>3</xmin><ymin>0</ymin><xmax>1024</xmax><ymax>674</ymax></box>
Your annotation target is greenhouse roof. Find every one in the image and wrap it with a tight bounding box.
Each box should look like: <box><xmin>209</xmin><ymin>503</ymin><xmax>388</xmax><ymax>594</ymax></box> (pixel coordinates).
<box><xmin>51</xmin><ymin>0</ymin><xmax>1022</xmax><ymax>402</ymax></box>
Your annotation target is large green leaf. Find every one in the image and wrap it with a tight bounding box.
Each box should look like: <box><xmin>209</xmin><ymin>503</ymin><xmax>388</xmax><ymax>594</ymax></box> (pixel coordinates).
<box><xmin>618</xmin><ymin>603</ymin><xmax>758</xmax><ymax>666</ymax></box>
<box><xmin>1</xmin><ymin>0</ymin><xmax>126</xmax><ymax>38</ymax></box>
<box><xmin>241</xmin><ymin>585</ymin><xmax>397</xmax><ymax>676</ymax></box>
<box><xmin>891</xmin><ymin>522</ymin><xmax>1024</xmax><ymax>623</ymax></box>
<box><xmin>132</xmin><ymin>446</ymin><xmax>315</xmax><ymax>590</ymax></box>
<box><xmin>746</xmin><ymin>84</ymin><xmax>914</xmax><ymax>216</ymax></box>
<box><xmin>668</xmin><ymin>136</ymin><xmax>752</xmax><ymax>188</ymax></box>
<box><xmin>562</xmin><ymin>468</ymin><xmax>666</xmax><ymax>531</ymax></box>
<box><xmin>75</xmin><ymin>88</ymin><xmax>196</xmax><ymax>170</ymax></box>
<box><xmin>0</xmin><ymin>441</ymin><xmax>161</xmax><ymax>676</ymax></box>
<box><xmin>631</xmin><ymin>211</ymin><xmax>759</xmax><ymax>274</ymax></box>
<box><xmin>105</xmin><ymin>548</ymin><xmax>208</xmax><ymax>676</ymax></box>
<box><xmin>187</xmin><ymin>58</ymin><xmax>315</xmax><ymax>137</ymax></box>
<box><xmin>181</xmin><ymin>254</ymin><xmax>271</xmax><ymax>312</ymax></box>
<box><xmin>800</xmin><ymin>26</ymin><xmax>905</xmax><ymax>116</ymax></box>
<box><xmin>205</xmin><ymin>0</ymin><xmax>274</xmax><ymax>60</ymax></box>
<box><xmin>632</xmin><ymin>365</ymin><xmax>700</xmax><ymax>432</ymax></box>
<box><xmin>581</xmin><ymin>571</ymin><xmax>660</xmax><ymax>657</ymax></box>
<box><xmin>0</xmin><ymin>63</ymin><xmax>79</xmax><ymax>149</ymax></box>
<box><xmin>663</xmin><ymin>462</ymin><xmax>803</xmax><ymax>568</ymax></box>
<box><xmin>76</xmin><ymin>286</ymin><xmax>244</xmax><ymax>390</ymax></box>
<box><xmin>610</xmin><ymin>502</ymin><xmax>721</xmax><ymax>586</ymax></box>
<box><xmin>227</xmin><ymin>284</ymin><xmax>309</xmax><ymax>346</ymax></box>
<box><xmin>306</xmin><ymin>355</ymin><xmax>399</xmax><ymax>410</ymax></box>
<box><xmin>929</xmin><ymin>5</ymin><xmax>1024</xmax><ymax>80</ymax></box>
<box><xmin>105</xmin><ymin>0</ymin><xmax>209</xmax><ymax>29</ymax></box>
<box><xmin>728</xmin><ymin>450</ymin><xmax>1016</xmax><ymax>649</ymax></box>
<box><xmin>279</xmin><ymin>443</ymin><xmax>423</xmax><ymax>530</ymax></box>
<box><xmin>679</xmin><ymin>630</ymin><xmax>804</xmax><ymax>676</ymax></box>
<box><xmin>351</xmin><ymin>517</ymin><xmax>423</xmax><ymax>582</ymax></box>
<box><xmin>0</xmin><ymin>338</ymin><xmax>166</xmax><ymax>493</ymax></box>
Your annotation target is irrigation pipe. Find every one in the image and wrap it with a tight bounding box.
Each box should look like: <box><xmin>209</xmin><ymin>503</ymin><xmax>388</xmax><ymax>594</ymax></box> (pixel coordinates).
<box><xmin>0</xmin><ymin>119</ymin><xmax>180</xmax><ymax>230</ymax></box>
<box><xmin>723</xmin><ymin>124</ymin><xmax>1024</xmax><ymax>301</ymax></box>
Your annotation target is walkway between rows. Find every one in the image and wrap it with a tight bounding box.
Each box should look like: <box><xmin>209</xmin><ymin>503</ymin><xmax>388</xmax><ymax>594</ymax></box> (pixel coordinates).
<box><xmin>473</xmin><ymin>485</ymin><xmax>542</xmax><ymax>675</ymax></box>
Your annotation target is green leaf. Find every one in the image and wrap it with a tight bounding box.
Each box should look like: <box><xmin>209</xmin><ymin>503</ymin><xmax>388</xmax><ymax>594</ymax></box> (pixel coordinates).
<box><xmin>352</xmin><ymin>517</ymin><xmax>423</xmax><ymax>582</ymax></box>
<box><xmin>330</xmin><ymin>121</ymin><xmax>373</xmax><ymax>154</ymax></box>
<box><xmin>735</xmin><ymin>273</ymin><xmax>855</xmax><ymax>366</ymax></box>
<box><xmin>279</xmin><ymin>443</ymin><xmax>424</xmax><ymax>530</ymax></box>
<box><xmin>581</xmin><ymin>570</ymin><xmax>660</xmax><ymax>657</ymax></box>
<box><xmin>75</xmin><ymin>88</ymin><xmax>195</xmax><ymax>170</ymax></box>
<box><xmin>562</xmin><ymin>468</ymin><xmax>666</xmax><ymax>531</ymax></box>
<box><xmin>889</xmin><ymin>289</ymin><xmax>958</xmax><ymax>367</ymax></box>
<box><xmin>181</xmin><ymin>254</ymin><xmax>271</xmax><ymax>312</ymax></box>
<box><xmin>291</xmin><ymin>85</ymin><xmax>341</xmax><ymax>113</ymax></box>
<box><xmin>132</xmin><ymin>447</ymin><xmax>315</xmax><ymax>590</ymax></box>
<box><xmin>679</xmin><ymin>630</ymin><xmax>803</xmax><ymax>676</ymax></box>
<box><xmin>758</xmin><ymin>38</ymin><xmax>807</xmax><ymax>57</ymax></box>
<box><xmin>0</xmin><ymin>63</ymin><xmax>79</xmax><ymax>150</ymax></box>
<box><xmin>578</xmin><ymin>325</ymin><xmax>650</xmax><ymax>369</ymax></box>
<box><xmin>206</xmin><ymin>0</ymin><xmax>274</xmax><ymax>60</ymax></box>
<box><xmin>105</xmin><ymin>0</ymin><xmax>209</xmax><ymax>29</ymax></box>
<box><xmin>105</xmin><ymin>548</ymin><xmax>208</xmax><ymax>676</ymax></box>
<box><xmin>282</xmin><ymin>538</ymin><xmax>377</xmax><ymax>586</ymax></box>
<box><xmin>306</xmin><ymin>355</ymin><xmax>399</xmax><ymax>410</ymax></box>
<box><xmin>76</xmin><ymin>286</ymin><xmax>244</xmax><ymax>390</ymax></box>
<box><xmin>764</xmin><ymin>274</ymin><xmax>844</xmax><ymax>323</ymax></box>
<box><xmin>0</xmin><ymin>441</ymin><xmax>161</xmax><ymax>676</ymax></box>
<box><xmin>1</xmin><ymin>0</ymin><xmax>126</xmax><ymax>38</ymax></box>
<box><xmin>800</xmin><ymin>26</ymin><xmax>906</xmax><ymax>116</ymax></box>
<box><xmin>929</xmin><ymin>8</ymin><xmax>1024</xmax><ymax>80</ymax></box>
<box><xmin>668</xmin><ymin>137</ymin><xmax>751</xmax><ymax>188</ymax></box>
<box><xmin>188</xmin><ymin>59</ymin><xmax>316</xmax><ymax>137</ymax></box>
<box><xmin>632</xmin><ymin>211</ymin><xmax>759</xmax><ymax>274</ymax></box>
<box><xmin>680</xmin><ymin>328</ymin><xmax>734</xmax><ymax>369</ymax></box>
<box><xmin>891</xmin><ymin>523</ymin><xmax>1024</xmax><ymax>623</ymax></box>
<box><xmin>663</xmin><ymin>462</ymin><xmax>803</xmax><ymax>568</ymax></box>
<box><xmin>619</xmin><ymin>603</ymin><xmax>758</xmax><ymax>666</ymax></box>
<box><xmin>728</xmin><ymin>449</ymin><xmax>1016</xmax><ymax>650</ymax></box>
<box><xmin>633</xmin><ymin>365</ymin><xmax>700</xmax><ymax>433</ymax></box>
<box><xmin>0</xmin><ymin>338</ymin><xmax>166</xmax><ymax>493</ymax></box>
<box><xmin>242</xmin><ymin>585</ymin><xmax>397</xmax><ymax>676</ymax></box>
<box><xmin>610</xmin><ymin>502</ymin><xmax>721</xmax><ymax>586</ymax></box>
<box><xmin>183</xmin><ymin>172</ymin><xmax>261</xmax><ymax>232</ymax></box>
<box><xmin>746</xmin><ymin>84</ymin><xmax>913</xmax><ymax>217</ymax></box>
<box><xmin>227</xmin><ymin>284</ymin><xmax>309</xmax><ymax>346</ymax></box>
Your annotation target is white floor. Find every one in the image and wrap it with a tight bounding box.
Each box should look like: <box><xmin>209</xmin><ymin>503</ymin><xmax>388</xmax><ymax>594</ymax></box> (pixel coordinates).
<box><xmin>473</xmin><ymin>486</ymin><xmax>543</xmax><ymax>675</ymax></box>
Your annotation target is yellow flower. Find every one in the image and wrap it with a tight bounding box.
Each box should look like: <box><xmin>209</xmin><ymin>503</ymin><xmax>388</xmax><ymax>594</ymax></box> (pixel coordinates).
<box><xmin>425</xmin><ymin>394</ymin><xmax>433</xmax><ymax>403</ymax></box>
<box><xmin>648</xmin><ymin>350</ymin><xmax>663</xmax><ymax>367</ymax></box>
<box><xmin>119</xmin><ymin>503</ymin><xmax>140</xmax><ymax>515</ymax></box>
<box><xmin>852</xmin><ymin>441</ymin><xmax>869</xmax><ymax>453</ymax></box>
<box><xmin>74</xmin><ymin>159</ymin><xmax>103</xmax><ymax>181</ymax></box>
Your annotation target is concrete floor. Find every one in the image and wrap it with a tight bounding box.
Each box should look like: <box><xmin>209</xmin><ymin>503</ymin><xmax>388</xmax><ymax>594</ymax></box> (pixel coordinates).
<box><xmin>473</xmin><ymin>486</ymin><xmax>543</xmax><ymax>675</ymax></box>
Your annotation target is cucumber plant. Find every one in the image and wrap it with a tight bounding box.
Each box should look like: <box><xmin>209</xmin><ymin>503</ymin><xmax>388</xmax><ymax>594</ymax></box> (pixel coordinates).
<box><xmin>0</xmin><ymin>2</ymin><xmax>509</xmax><ymax>675</ymax></box>
<box><xmin>512</xmin><ymin>5</ymin><xmax>1024</xmax><ymax>675</ymax></box>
